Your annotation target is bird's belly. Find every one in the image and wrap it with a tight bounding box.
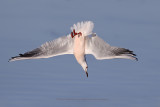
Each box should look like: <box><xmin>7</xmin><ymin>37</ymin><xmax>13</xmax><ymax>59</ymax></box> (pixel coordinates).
<box><xmin>73</xmin><ymin>36</ymin><xmax>85</xmax><ymax>63</ymax></box>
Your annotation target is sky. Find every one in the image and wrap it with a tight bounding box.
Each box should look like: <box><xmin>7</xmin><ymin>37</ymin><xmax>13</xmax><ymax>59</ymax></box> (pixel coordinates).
<box><xmin>0</xmin><ymin>0</ymin><xmax>160</xmax><ymax>107</ymax></box>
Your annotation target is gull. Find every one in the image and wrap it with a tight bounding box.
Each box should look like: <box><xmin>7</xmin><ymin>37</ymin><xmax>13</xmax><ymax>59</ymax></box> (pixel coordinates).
<box><xmin>9</xmin><ymin>21</ymin><xmax>137</xmax><ymax>77</ymax></box>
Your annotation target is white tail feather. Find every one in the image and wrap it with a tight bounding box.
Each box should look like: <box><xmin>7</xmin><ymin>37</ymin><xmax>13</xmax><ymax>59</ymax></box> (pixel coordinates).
<box><xmin>71</xmin><ymin>21</ymin><xmax>94</xmax><ymax>36</ymax></box>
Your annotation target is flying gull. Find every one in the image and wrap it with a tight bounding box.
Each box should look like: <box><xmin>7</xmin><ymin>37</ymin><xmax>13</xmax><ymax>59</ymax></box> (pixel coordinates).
<box><xmin>9</xmin><ymin>21</ymin><xmax>137</xmax><ymax>77</ymax></box>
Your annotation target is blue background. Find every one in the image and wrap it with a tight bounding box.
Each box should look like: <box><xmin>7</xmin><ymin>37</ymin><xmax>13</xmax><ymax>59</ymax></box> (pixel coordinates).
<box><xmin>0</xmin><ymin>0</ymin><xmax>160</xmax><ymax>107</ymax></box>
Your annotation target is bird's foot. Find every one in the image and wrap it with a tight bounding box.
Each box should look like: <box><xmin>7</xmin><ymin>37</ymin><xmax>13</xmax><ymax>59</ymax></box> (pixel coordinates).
<box><xmin>78</xmin><ymin>32</ymin><xmax>82</xmax><ymax>37</ymax></box>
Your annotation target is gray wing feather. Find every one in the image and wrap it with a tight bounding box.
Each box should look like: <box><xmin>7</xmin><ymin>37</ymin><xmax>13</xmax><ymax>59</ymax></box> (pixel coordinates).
<box><xmin>40</xmin><ymin>35</ymin><xmax>74</xmax><ymax>57</ymax></box>
<box><xmin>9</xmin><ymin>35</ymin><xmax>74</xmax><ymax>62</ymax></box>
<box><xmin>85</xmin><ymin>35</ymin><xmax>137</xmax><ymax>60</ymax></box>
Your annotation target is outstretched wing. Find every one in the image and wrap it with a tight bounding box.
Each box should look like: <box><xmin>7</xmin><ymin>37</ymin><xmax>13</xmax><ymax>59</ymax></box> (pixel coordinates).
<box><xmin>85</xmin><ymin>35</ymin><xmax>137</xmax><ymax>60</ymax></box>
<box><xmin>9</xmin><ymin>35</ymin><xmax>74</xmax><ymax>62</ymax></box>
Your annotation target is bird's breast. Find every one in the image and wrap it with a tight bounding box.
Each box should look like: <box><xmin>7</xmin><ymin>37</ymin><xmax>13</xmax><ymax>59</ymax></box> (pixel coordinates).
<box><xmin>73</xmin><ymin>36</ymin><xmax>85</xmax><ymax>63</ymax></box>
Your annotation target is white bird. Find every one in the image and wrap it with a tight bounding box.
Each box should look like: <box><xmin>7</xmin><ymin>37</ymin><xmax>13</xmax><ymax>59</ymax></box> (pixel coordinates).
<box><xmin>9</xmin><ymin>21</ymin><xmax>137</xmax><ymax>77</ymax></box>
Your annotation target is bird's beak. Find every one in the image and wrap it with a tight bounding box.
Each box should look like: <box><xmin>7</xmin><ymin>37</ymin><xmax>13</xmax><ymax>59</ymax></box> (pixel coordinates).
<box><xmin>86</xmin><ymin>72</ymin><xmax>88</xmax><ymax>77</ymax></box>
<box><xmin>85</xmin><ymin>67</ymin><xmax>88</xmax><ymax>77</ymax></box>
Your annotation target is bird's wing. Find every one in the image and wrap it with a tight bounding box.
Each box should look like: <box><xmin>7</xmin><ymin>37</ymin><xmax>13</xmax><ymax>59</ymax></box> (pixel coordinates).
<box><xmin>85</xmin><ymin>35</ymin><xmax>137</xmax><ymax>60</ymax></box>
<box><xmin>9</xmin><ymin>35</ymin><xmax>74</xmax><ymax>62</ymax></box>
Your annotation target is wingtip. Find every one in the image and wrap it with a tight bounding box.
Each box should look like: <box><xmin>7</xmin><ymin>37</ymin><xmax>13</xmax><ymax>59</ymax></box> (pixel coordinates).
<box><xmin>132</xmin><ymin>55</ymin><xmax>138</xmax><ymax>61</ymax></box>
<box><xmin>135</xmin><ymin>57</ymin><xmax>138</xmax><ymax>61</ymax></box>
<box><xmin>8</xmin><ymin>59</ymin><xmax>11</xmax><ymax>62</ymax></box>
<box><xmin>8</xmin><ymin>57</ymin><xmax>14</xmax><ymax>62</ymax></box>
<box><xmin>8</xmin><ymin>54</ymin><xmax>22</xmax><ymax>62</ymax></box>
<box><xmin>8</xmin><ymin>57</ymin><xmax>13</xmax><ymax>62</ymax></box>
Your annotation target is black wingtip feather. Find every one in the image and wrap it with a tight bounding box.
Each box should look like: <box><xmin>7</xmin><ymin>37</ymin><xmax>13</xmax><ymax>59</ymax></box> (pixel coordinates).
<box><xmin>112</xmin><ymin>48</ymin><xmax>138</xmax><ymax>61</ymax></box>
<box><xmin>19</xmin><ymin>54</ymin><xmax>23</xmax><ymax>56</ymax></box>
<box><xmin>8</xmin><ymin>55</ymin><xmax>20</xmax><ymax>62</ymax></box>
<box><xmin>114</xmin><ymin>48</ymin><xmax>137</xmax><ymax>57</ymax></box>
<box><xmin>18</xmin><ymin>48</ymin><xmax>41</xmax><ymax>58</ymax></box>
<box><xmin>9</xmin><ymin>48</ymin><xmax>41</xmax><ymax>62</ymax></box>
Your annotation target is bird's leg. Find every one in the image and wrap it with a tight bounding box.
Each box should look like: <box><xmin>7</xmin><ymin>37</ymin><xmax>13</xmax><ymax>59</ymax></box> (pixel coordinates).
<box><xmin>71</xmin><ymin>32</ymin><xmax>74</xmax><ymax>38</ymax></box>
<box><xmin>71</xmin><ymin>29</ymin><xmax>82</xmax><ymax>38</ymax></box>
<box><xmin>71</xmin><ymin>29</ymin><xmax>77</xmax><ymax>38</ymax></box>
<box><xmin>73</xmin><ymin>29</ymin><xmax>77</xmax><ymax>36</ymax></box>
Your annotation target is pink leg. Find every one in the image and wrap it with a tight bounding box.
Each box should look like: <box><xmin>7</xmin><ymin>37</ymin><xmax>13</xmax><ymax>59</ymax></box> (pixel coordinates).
<box><xmin>71</xmin><ymin>32</ymin><xmax>74</xmax><ymax>38</ymax></box>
